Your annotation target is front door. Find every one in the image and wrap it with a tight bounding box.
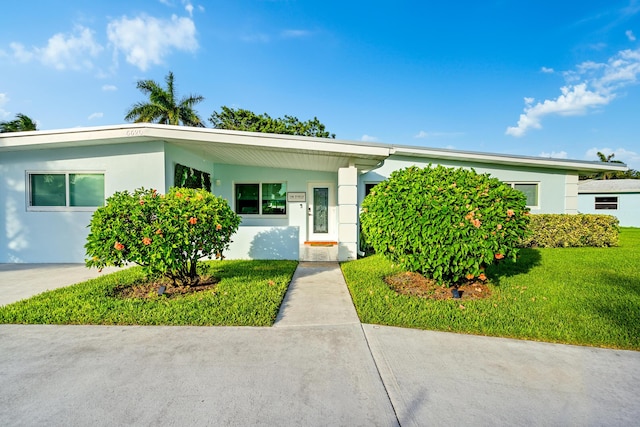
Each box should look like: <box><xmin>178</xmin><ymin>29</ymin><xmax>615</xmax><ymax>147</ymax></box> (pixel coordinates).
<box><xmin>307</xmin><ymin>182</ymin><xmax>335</xmax><ymax>241</ymax></box>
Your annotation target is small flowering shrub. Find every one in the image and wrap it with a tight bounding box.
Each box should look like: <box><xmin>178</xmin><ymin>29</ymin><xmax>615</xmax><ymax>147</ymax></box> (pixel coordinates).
<box><xmin>360</xmin><ymin>165</ymin><xmax>530</xmax><ymax>285</ymax></box>
<box><xmin>85</xmin><ymin>187</ymin><xmax>241</xmax><ymax>286</ymax></box>
<box><xmin>520</xmin><ymin>214</ymin><xmax>619</xmax><ymax>248</ymax></box>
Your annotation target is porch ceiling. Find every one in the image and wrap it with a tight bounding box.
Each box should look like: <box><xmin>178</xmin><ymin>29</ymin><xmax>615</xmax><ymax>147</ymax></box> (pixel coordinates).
<box><xmin>163</xmin><ymin>136</ymin><xmax>386</xmax><ymax>172</ymax></box>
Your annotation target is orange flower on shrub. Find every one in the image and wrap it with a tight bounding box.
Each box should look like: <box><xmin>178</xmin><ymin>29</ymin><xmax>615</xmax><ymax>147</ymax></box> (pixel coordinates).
<box><xmin>176</xmin><ymin>192</ymin><xmax>183</xmax><ymax>198</ymax></box>
<box><xmin>142</xmin><ymin>237</ymin><xmax>152</xmax><ymax>246</ymax></box>
<box><xmin>216</xmin><ymin>224</ymin><xmax>222</xmax><ymax>230</ymax></box>
<box><xmin>139</xmin><ymin>199</ymin><xmax>145</xmax><ymax>205</ymax></box>
<box><xmin>188</xmin><ymin>217</ymin><xmax>198</xmax><ymax>225</ymax></box>
<box><xmin>155</xmin><ymin>229</ymin><xmax>163</xmax><ymax>235</ymax></box>
<box><xmin>495</xmin><ymin>253</ymin><xmax>504</xmax><ymax>260</ymax></box>
<box><xmin>507</xmin><ymin>209</ymin><xmax>514</xmax><ymax>217</ymax></box>
<box><xmin>478</xmin><ymin>273</ymin><xmax>487</xmax><ymax>281</ymax></box>
<box><xmin>466</xmin><ymin>273</ymin><xmax>474</xmax><ymax>280</ymax></box>
<box><xmin>496</xmin><ymin>224</ymin><xmax>503</xmax><ymax>230</ymax></box>
<box><xmin>472</xmin><ymin>218</ymin><xmax>481</xmax><ymax>228</ymax></box>
<box><xmin>114</xmin><ymin>242</ymin><xmax>124</xmax><ymax>251</ymax></box>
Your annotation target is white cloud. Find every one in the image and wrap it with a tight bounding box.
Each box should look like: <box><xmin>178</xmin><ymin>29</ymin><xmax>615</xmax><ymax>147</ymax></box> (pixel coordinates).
<box><xmin>0</xmin><ymin>93</ymin><xmax>10</xmax><ymax>119</ymax></box>
<box><xmin>107</xmin><ymin>14</ymin><xmax>198</xmax><ymax>71</ymax></box>
<box><xmin>585</xmin><ymin>147</ymin><xmax>640</xmax><ymax>169</ymax></box>
<box><xmin>88</xmin><ymin>112</ymin><xmax>103</xmax><ymax>120</ymax></box>
<box><xmin>8</xmin><ymin>26</ymin><xmax>103</xmax><ymax>70</ymax></box>
<box><xmin>626</xmin><ymin>30</ymin><xmax>636</xmax><ymax>41</ymax></box>
<box><xmin>539</xmin><ymin>150</ymin><xmax>568</xmax><ymax>159</ymax></box>
<box><xmin>361</xmin><ymin>134</ymin><xmax>378</xmax><ymax>142</ymax></box>
<box><xmin>541</xmin><ymin>66</ymin><xmax>555</xmax><ymax>73</ymax></box>
<box><xmin>281</xmin><ymin>29</ymin><xmax>311</xmax><ymax>39</ymax></box>
<box><xmin>183</xmin><ymin>1</ymin><xmax>194</xmax><ymax>17</ymax></box>
<box><xmin>507</xmin><ymin>47</ymin><xmax>640</xmax><ymax>137</ymax></box>
<box><xmin>101</xmin><ymin>84</ymin><xmax>117</xmax><ymax>91</ymax></box>
<box><xmin>414</xmin><ymin>130</ymin><xmax>465</xmax><ymax>139</ymax></box>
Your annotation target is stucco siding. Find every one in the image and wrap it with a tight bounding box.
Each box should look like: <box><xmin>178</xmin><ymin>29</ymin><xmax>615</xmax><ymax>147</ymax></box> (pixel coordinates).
<box><xmin>578</xmin><ymin>193</ymin><xmax>640</xmax><ymax>227</ymax></box>
<box><xmin>0</xmin><ymin>142</ymin><xmax>165</xmax><ymax>263</ymax></box>
<box><xmin>360</xmin><ymin>155</ymin><xmax>570</xmax><ymax>213</ymax></box>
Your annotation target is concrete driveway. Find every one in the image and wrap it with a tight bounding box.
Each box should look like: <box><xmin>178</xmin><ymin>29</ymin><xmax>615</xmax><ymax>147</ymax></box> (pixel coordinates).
<box><xmin>1</xmin><ymin>263</ymin><xmax>639</xmax><ymax>426</ymax></box>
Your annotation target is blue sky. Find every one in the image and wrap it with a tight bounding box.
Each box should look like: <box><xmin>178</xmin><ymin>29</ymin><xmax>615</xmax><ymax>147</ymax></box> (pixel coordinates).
<box><xmin>1</xmin><ymin>0</ymin><xmax>639</xmax><ymax>169</ymax></box>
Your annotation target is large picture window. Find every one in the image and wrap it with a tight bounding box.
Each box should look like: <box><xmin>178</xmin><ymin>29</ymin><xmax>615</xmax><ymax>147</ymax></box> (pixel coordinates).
<box><xmin>235</xmin><ymin>182</ymin><xmax>287</xmax><ymax>215</ymax></box>
<box><xmin>506</xmin><ymin>182</ymin><xmax>539</xmax><ymax>208</ymax></box>
<box><xmin>28</xmin><ymin>172</ymin><xmax>105</xmax><ymax>210</ymax></box>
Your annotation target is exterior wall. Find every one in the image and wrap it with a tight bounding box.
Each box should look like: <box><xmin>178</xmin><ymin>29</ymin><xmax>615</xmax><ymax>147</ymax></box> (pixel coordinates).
<box><xmin>212</xmin><ymin>163</ymin><xmax>337</xmax><ymax>259</ymax></box>
<box><xmin>578</xmin><ymin>193</ymin><xmax>640</xmax><ymax>227</ymax></box>
<box><xmin>0</xmin><ymin>142</ymin><xmax>165</xmax><ymax>263</ymax></box>
<box><xmin>360</xmin><ymin>155</ymin><xmax>570</xmax><ymax>214</ymax></box>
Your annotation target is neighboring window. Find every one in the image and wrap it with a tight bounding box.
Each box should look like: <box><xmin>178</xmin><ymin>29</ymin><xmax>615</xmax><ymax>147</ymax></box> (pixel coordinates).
<box><xmin>506</xmin><ymin>182</ymin><xmax>539</xmax><ymax>208</ymax></box>
<box><xmin>29</xmin><ymin>173</ymin><xmax>105</xmax><ymax>209</ymax></box>
<box><xmin>595</xmin><ymin>196</ymin><xmax>618</xmax><ymax>210</ymax></box>
<box><xmin>235</xmin><ymin>182</ymin><xmax>287</xmax><ymax>215</ymax></box>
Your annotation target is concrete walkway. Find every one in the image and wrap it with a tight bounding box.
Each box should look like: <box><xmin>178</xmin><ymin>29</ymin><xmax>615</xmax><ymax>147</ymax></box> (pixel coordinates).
<box><xmin>1</xmin><ymin>262</ymin><xmax>640</xmax><ymax>426</ymax></box>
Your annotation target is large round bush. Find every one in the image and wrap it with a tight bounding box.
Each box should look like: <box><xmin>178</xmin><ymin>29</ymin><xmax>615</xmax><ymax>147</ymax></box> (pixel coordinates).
<box><xmin>360</xmin><ymin>165</ymin><xmax>530</xmax><ymax>284</ymax></box>
<box><xmin>85</xmin><ymin>187</ymin><xmax>241</xmax><ymax>285</ymax></box>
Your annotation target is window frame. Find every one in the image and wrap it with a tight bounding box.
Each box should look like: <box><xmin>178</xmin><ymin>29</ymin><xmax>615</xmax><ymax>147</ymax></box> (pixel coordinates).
<box><xmin>594</xmin><ymin>196</ymin><xmax>618</xmax><ymax>210</ymax></box>
<box><xmin>233</xmin><ymin>181</ymin><xmax>288</xmax><ymax>217</ymax></box>
<box><xmin>26</xmin><ymin>171</ymin><xmax>106</xmax><ymax>212</ymax></box>
<box><xmin>505</xmin><ymin>182</ymin><xmax>540</xmax><ymax>209</ymax></box>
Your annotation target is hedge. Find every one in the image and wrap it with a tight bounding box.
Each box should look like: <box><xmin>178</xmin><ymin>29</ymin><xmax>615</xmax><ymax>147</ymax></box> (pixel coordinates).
<box><xmin>519</xmin><ymin>214</ymin><xmax>619</xmax><ymax>248</ymax></box>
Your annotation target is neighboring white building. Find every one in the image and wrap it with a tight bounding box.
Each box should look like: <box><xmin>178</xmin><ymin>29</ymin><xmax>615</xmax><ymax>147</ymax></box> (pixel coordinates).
<box><xmin>578</xmin><ymin>179</ymin><xmax>640</xmax><ymax>227</ymax></box>
<box><xmin>0</xmin><ymin>124</ymin><xmax>629</xmax><ymax>263</ymax></box>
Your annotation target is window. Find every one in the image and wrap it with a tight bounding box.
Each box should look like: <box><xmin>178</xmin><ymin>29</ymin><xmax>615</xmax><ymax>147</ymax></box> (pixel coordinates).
<box><xmin>235</xmin><ymin>182</ymin><xmax>287</xmax><ymax>215</ymax></box>
<box><xmin>506</xmin><ymin>182</ymin><xmax>539</xmax><ymax>208</ymax></box>
<box><xmin>595</xmin><ymin>196</ymin><xmax>618</xmax><ymax>210</ymax></box>
<box><xmin>28</xmin><ymin>172</ymin><xmax>105</xmax><ymax>210</ymax></box>
<box><xmin>364</xmin><ymin>183</ymin><xmax>379</xmax><ymax>195</ymax></box>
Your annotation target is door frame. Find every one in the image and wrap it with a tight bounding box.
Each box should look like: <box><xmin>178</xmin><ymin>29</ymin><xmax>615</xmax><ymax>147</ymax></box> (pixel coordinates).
<box><xmin>306</xmin><ymin>182</ymin><xmax>336</xmax><ymax>241</ymax></box>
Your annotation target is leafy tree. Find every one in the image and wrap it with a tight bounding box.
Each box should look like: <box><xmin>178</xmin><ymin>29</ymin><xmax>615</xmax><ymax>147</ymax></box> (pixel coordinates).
<box><xmin>86</xmin><ymin>187</ymin><xmax>241</xmax><ymax>287</ymax></box>
<box><xmin>0</xmin><ymin>113</ymin><xmax>37</xmax><ymax>132</ymax></box>
<box><xmin>209</xmin><ymin>106</ymin><xmax>335</xmax><ymax>138</ymax></box>
<box><xmin>580</xmin><ymin>151</ymin><xmax>639</xmax><ymax>180</ymax></box>
<box><xmin>361</xmin><ymin>165</ymin><xmax>530</xmax><ymax>285</ymax></box>
<box><xmin>125</xmin><ymin>71</ymin><xmax>205</xmax><ymax>127</ymax></box>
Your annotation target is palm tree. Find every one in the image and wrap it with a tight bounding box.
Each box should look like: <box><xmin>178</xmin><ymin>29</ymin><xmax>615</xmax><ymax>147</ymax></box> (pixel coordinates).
<box><xmin>124</xmin><ymin>71</ymin><xmax>205</xmax><ymax>127</ymax></box>
<box><xmin>0</xmin><ymin>113</ymin><xmax>38</xmax><ymax>133</ymax></box>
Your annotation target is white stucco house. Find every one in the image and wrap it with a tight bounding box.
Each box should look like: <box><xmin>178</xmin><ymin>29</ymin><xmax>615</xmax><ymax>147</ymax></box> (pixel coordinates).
<box><xmin>578</xmin><ymin>179</ymin><xmax>640</xmax><ymax>227</ymax></box>
<box><xmin>0</xmin><ymin>124</ymin><xmax>628</xmax><ymax>263</ymax></box>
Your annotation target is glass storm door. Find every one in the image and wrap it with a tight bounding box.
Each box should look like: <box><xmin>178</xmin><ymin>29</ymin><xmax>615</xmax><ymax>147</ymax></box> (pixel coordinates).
<box><xmin>308</xmin><ymin>183</ymin><xmax>334</xmax><ymax>241</ymax></box>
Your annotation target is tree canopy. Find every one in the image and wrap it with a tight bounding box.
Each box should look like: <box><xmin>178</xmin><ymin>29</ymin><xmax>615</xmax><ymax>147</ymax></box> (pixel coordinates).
<box><xmin>125</xmin><ymin>71</ymin><xmax>205</xmax><ymax>127</ymax></box>
<box><xmin>580</xmin><ymin>151</ymin><xmax>639</xmax><ymax>180</ymax></box>
<box><xmin>0</xmin><ymin>113</ymin><xmax>38</xmax><ymax>133</ymax></box>
<box><xmin>209</xmin><ymin>106</ymin><xmax>335</xmax><ymax>138</ymax></box>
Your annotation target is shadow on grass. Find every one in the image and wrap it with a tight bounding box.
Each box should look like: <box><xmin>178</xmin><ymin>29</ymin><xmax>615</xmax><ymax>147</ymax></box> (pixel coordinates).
<box><xmin>486</xmin><ymin>248</ymin><xmax>542</xmax><ymax>286</ymax></box>
<box><xmin>591</xmin><ymin>272</ymin><xmax>640</xmax><ymax>342</ymax></box>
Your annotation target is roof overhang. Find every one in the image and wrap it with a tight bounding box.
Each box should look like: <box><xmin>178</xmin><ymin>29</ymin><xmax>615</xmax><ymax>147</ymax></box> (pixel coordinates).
<box><xmin>0</xmin><ymin>124</ymin><xmax>389</xmax><ymax>172</ymax></box>
<box><xmin>0</xmin><ymin>123</ymin><xmax>629</xmax><ymax>174</ymax></box>
<box><xmin>390</xmin><ymin>146</ymin><xmax>629</xmax><ymax>174</ymax></box>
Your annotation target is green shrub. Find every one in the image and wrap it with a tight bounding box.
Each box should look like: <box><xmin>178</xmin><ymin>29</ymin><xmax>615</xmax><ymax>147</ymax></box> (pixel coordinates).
<box><xmin>360</xmin><ymin>165</ymin><xmax>530</xmax><ymax>285</ymax></box>
<box><xmin>85</xmin><ymin>187</ymin><xmax>241</xmax><ymax>285</ymax></box>
<box><xmin>519</xmin><ymin>214</ymin><xmax>619</xmax><ymax>248</ymax></box>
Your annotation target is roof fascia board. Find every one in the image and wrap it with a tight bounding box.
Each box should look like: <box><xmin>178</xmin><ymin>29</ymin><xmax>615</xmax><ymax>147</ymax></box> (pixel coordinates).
<box><xmin>390</xmin><ymin>146</ymin><xmax>629</xmax><ymax>173</ymax></box>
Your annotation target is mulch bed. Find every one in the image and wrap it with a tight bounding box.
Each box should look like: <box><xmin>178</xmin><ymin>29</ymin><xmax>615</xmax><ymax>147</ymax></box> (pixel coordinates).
<box><xmin>384</xmin><ymin>271</ymin><xmax>491</xmax><ymax>300</ymax></box>
<box><xmin>115</xmin><ymin>276</ymin><xmax>220</xmax><ymax>299</ymax></box>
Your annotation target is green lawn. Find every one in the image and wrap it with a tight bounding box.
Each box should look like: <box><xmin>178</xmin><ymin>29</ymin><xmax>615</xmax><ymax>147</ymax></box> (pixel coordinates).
<box><xmin>341</xmin><ymin>227</ymin><xmax>640</xmax><ymax>350</ymax></box>
<box><xmin>0</xmin><ymin>260</ymin><xmax>298</xmax><ymax>326</ymax></box>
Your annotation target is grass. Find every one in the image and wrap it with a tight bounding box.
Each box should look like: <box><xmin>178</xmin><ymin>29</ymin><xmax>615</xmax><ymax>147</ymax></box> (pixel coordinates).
<box><xmin>341</xmin><ymin>227</ymin><xmax>640</xmax><ymax>350</ymax></box>
<box><xmin>0</xmin><ymin>260</ymin><xmax>298</xmax><ymax>326</ymax></box>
